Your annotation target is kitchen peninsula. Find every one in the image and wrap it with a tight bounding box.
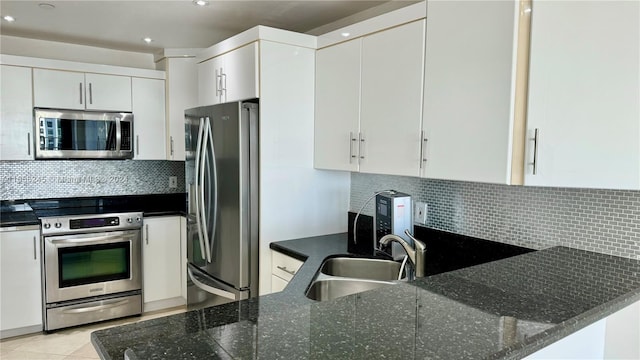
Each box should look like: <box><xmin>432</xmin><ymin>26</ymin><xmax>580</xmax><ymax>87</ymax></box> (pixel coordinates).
<box><xmin>92</xmin><ymin>233</ymin><xmax>640</xmax><ymax>360</ymax></box>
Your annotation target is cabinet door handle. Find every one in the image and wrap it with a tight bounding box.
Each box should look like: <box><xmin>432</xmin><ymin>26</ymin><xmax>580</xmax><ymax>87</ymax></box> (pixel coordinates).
<box><xmin>222</xmin><ymin>73</ymin><xmax>227</xmax><ymax>91</ymax></box>
<box><xmin>170</xmin><ymin>137</ymin><xmax>174</xmax><ymax>156</ymax></box>
<box><xmin>79</xmin><ymin>83</ymin><xmax>83</xmax><ymax>104</ymax></box>
<box><xmin>420</xmin><ymin>131</ymin><xmax>428</xmax><ymax>168</ymax></box>
<box><xmin>349</xmin><ymin>132</ymin><xmax>357</xmax><ymax>163</ymax></box>
<box><xmin>33</xmin><ymin>236</ymin><xmax>37</xmax><ymax>260</ymax></box>
<box><xmin>530</xmin><ymin>128</ymin><xmax>539</xmax><ymax>175</ymax></box>
<box><xmin>136</xmin><ymin>135</ymin><xmax>140</xmax><ymax>156</ymax></box>
<box><xmin>359</xmin><ymin>132</ymin><xmax>365</xmax><ymax>160</ymax></box>
<box><xmin>276</xmin><ymin>265</ymin><xmax>296</xmax><ymax>276</ymax></box>
<box><xmin>89</xmin><ymin>83</ymin><xmax>93</xmax><ymax>104</ymax></box>
<box><xmin>27</xmin><ymin>132</ymin><xmax>31</xmax><ymax>156</ymax></box>
<box><xmin>145</xmin><ymin>224</ymin><xmax>149</xmax><ymax>245</ymax></box>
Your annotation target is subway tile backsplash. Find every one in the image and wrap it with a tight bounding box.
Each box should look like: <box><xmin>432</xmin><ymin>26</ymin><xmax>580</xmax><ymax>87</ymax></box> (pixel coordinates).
<box><xmin>351</xmin><ymin>173</ymin><xmax>640</xmax><ymax>260</ymax></box>
<box><xmin>0</xmin><ymin>160</ymin><xmax>185</xmax><ymax>200</ymax></box>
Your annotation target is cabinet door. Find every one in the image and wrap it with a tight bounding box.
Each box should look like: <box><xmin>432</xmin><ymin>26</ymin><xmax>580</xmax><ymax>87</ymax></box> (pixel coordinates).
<box><xmin>197</xmin><ymin>56</ymin><xmax>223</xmax><ymax>106</ymax></box>
<box><xmin>359</xmin><ymin>20</ymin><xmax>425</xmax><ymax>177</ymax></box>
<box><xmin>314</xmin><ymin>39</ymin><xmax>361</xmax><ymax>171</ymax></box>
<box><xmin>142</xmin><ymin>217</ymin><xmax>182</xmax><ymax>304</ymax></box>
<box><xmin>85</xmin><ymin>73</ymin><xmax>132</xmax><ymax>111</ymax></box>
<box><xmin>0</xmin><ymin>65</ymin><xmax>34</xmax><ymax>160</ymax></box>
<box><xmin>271</xmin><ymin>274</ymin><xmax>288</xmax><ymax>293</ymax></box>
<box><xmin>223</xmin><ymin>42</ymin><xmax>259</xmax><ymax>103</ymax></box>
<box><xmin>422</xmin><ymin>1</ymin><xmax>517</xmax><ymax>184</ymax></box>
<box><xmin>525</xmin><ymin>1</ymin><xmax>640</xmax><ymax>189</ymax></box>
<box><xmin>0</xmin><ymin>228</ymin><xmax>42</xmax><ymax>334</ymax></box>
<box><xmin>33</xmin><ymin>68</ymin><xmax>85</xmax><ymax>110</ymax></box>
<box><xmin>166</xmin><ymin>58</ymin><xmax>197</xmax><ymax>161</ymax></box>
<box><xmin>132</xmin><ymin>77</ymin><xmax>167</xmax><ymax>160</ymax></box>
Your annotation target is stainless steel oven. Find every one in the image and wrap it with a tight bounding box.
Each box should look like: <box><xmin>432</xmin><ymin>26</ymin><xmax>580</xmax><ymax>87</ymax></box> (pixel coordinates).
<box><xmin>41</xmin><ymin>212</ymin><xmax>143</xmax><ymax>331</ymax></box>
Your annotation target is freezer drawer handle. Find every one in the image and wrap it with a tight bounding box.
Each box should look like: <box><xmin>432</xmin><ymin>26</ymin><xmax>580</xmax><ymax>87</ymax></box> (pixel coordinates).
<box><xmin>188</xmin><ymin>267</ymin><xmax>237</xmax><ymax>300</ymax></box>
<box><xmin>276</xmin><ymin>265</ymin><xmax>296</xmax><ymax>276</ymax></box>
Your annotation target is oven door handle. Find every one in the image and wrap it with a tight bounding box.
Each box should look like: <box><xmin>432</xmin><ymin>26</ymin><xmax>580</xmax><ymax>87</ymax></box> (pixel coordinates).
<box><xmin>47</xmin><ymin>232</ymin><xmax>137</xmax><ymax>246</ymax></box>
<box><xmin>61</xmin><ymin>298</ymin><xmax>131</xmax><ymax>314</ymax></box>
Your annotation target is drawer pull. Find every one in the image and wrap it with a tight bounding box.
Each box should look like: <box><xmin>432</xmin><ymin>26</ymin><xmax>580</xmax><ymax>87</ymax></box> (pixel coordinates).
<box><xmin>276</xmin><ymin>265</ymin><xmax>296</xmax><ymax>276</ymax></box>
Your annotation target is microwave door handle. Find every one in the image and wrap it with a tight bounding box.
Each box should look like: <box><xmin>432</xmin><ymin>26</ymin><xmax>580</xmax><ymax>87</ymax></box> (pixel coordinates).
<box><xmin>200</xmin><ymin>118</ymin><xmax>212</xmax><ymax>263</ymax></box>
<box><xmin>205</xmin><ymin>118</ymin><xmax>218</xmax><ymax>262</ymax></box>
<box><xmin>194</xmin><ymin>117</ymin><xmax>207</xmax><ymax>259</ymax></box>
<box><xmin>115</xmin><ymin>118</ymin><xmax>122</xmax><ymax>151</ymax></box>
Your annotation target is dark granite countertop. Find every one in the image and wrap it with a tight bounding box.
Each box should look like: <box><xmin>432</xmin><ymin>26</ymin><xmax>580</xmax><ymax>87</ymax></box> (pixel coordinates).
<box><xmin>92</xmin><ymin>233</ymin><xmax>640</xmax><ymax>360</ymax></box>
<box><xmin>0</xmin><ymin>193</ymin><xmax>186</xmax><ymax>227</ymax></box>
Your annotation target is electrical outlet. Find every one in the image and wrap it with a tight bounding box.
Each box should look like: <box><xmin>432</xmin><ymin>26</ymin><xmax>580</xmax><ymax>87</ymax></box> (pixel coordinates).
<box><xmin>169</xmin><ymin>176</ymin><xmax>178</xmax><ymax>188</ymax></box>
<box><xmin>414</xmin><ymin>201</ymin><xmax>428</xmax><ymax>225</ymax></box>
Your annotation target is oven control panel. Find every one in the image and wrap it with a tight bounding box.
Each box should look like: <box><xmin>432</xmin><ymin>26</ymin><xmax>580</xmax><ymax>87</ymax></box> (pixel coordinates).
<box><xmin>41</xmin><ymin>212</ymin><xmax>143</xmax><ymax>235</ymax></box>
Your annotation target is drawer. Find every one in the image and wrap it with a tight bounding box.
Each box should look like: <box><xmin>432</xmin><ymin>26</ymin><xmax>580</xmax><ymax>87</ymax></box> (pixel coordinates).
<box><xmin>271</xmin><ymin>250</ymin><xmax>303</xmax><ymax>282</ymax></box>
<box><xmin>271</xmin><ymin>274</ymin><xmax>288</xmax><ymax>293</ymax></box>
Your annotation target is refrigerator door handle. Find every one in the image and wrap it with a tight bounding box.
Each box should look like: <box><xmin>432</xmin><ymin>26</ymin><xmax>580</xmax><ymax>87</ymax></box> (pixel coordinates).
<box><xmin>199</xmin><ymin>118</ymin><xmax>212</xmax><ymax>263</ymax></box>
<box><xmin>188</xmin><ymin>265</ymin><xmax>237</xmax><ymax>300</ymax></box>
<box><xmin>205</xmin><ymin>118</ymin><xmax>218</xmax><ymax>262</ymax></box>
<box><xmin>194</xmin><ymin>117</ymin><xmax>207</xmax><ymax>259</ymax></box>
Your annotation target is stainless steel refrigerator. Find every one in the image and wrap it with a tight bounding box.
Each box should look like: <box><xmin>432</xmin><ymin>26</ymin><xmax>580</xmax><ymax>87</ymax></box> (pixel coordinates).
<box><xmin>184</xmin><ymin>101</ymin><xmax>259</xmax><ymax>310</ymax></box>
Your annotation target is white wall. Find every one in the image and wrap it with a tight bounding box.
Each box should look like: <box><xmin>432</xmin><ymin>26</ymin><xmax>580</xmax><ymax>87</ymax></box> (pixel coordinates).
<box><xmin>0</xmin><ymin>35</ymin><xmax>155</xmax><ymax>69</ymax></box>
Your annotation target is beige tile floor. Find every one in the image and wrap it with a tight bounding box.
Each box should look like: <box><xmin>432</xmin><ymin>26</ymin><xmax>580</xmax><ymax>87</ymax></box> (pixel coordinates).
<box><xmin>0</xmin><ymin>306</ymin><xmax>186</xmax><ymax>360</ymax></box>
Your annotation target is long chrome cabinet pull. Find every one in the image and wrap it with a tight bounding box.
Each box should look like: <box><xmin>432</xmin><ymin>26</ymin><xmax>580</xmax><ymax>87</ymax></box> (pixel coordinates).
<box><xmin>145</xmin><ymin>224</ymin><xmax>149</xmax><ymax>245</ymax></box>
<box><xmin>79</xmin><ymin>83</ymin><xmax>83</xmax><ymax>104</ymax></box>
<box><xmin>89</xmin><ymin>83</ymin><xmax>93</xmax><ymax>104</ymax></box>
<box><xmin>359</xmin><ymin>133</ymin><xmax>365</xmax><ymax>160</ymax></box>
<box><xmin>276</xmin><ymin>265</ymin><xmax>296</xmax><ymax>276</ymax></box>
<box><xmin>349</xmin><ymin>132</ymin><xmax>357</xmax><ymax>163</ymax></box>
<box><xmin>530</xmin><ymin>128</ymin><xmax>539</xmax><ymax>175</ymax></box>
<box><xmin>136</xmin><ymin>136</ymin><xmax>140</xmax><ymax>155</ymax></box>
<box><xmin>33</xmin><ymin>236</ymin><xmax>37</xmax><ymax>260</ymax></box>
<box><xmin>27</xmin><ymin>133</ymin><xmax>31</xmax><ymax>156</ymax></box>
<box><xmin>170</xmin><ymin>137</ymin><xmax>175</xmax><ymax>156</ymax></box>
<box><xmin>420</xmin><ymin>131</ymin><xmax>428</xmax><ymax>168</ymax></box>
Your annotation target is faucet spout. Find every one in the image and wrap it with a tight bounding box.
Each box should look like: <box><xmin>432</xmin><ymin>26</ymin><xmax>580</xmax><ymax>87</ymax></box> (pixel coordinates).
<box><xmin>379</xmin><ymin>230</ymin><xmax>427</xmax><ymax>278</ymax></box>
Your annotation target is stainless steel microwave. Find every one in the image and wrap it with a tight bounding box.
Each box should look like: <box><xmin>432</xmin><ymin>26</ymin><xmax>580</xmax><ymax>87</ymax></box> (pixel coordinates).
<box><xmin>34</xmin><ymin>108</ymin><xmax>133</xmax><ymax>159</ymax></box>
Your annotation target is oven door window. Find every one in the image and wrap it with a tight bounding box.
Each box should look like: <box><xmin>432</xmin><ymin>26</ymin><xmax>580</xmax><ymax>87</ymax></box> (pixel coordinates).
<box><xmin>39</xmin><ymin>117</ymin><xmax>118</xmax><ymax>151</ymax></box>
<box><xmin>58</xmin><ymin>242</ymin><xmax>130</xmax><ymax>288</ymax></box>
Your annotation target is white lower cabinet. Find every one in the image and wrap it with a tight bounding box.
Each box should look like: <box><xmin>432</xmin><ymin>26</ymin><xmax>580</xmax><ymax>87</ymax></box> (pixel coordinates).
<box><xmin>270</xmin><ymin>250</ymin><xmax>303</xmax><ymax>293</ymax></box>
<box><xmin>0</xmin><ymin>226</ymin><xmax>42</xmax><ymax>338</ymax></box>
<box><xmin>142</xmin><ymin>216</ymin><xmax>184</xmax><ymax>312</ymax></box>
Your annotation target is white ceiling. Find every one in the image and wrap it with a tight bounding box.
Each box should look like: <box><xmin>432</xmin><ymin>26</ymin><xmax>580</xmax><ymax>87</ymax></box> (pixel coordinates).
<box><xmin>0</xmin><ymin>1</ymin><xmax>417</xmax><ymax>53</ymax></box>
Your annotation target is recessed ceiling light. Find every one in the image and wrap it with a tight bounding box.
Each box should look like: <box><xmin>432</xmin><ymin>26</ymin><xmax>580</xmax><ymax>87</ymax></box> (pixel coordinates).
<box><xmin>143</xmin><ymin>37</ymin><xmax>153</xmax><ymax>44</ymax></box>
<box><xmin>193</xmin><ymin>0</ymin><xmax>209</xmax><ymax>6</ymax></box>
<box><xmin>341</xmin><ymin>32</ymin><xmax>351</xmax><ymax>37</ymax></box>
<box><xmin>38</xmin><ymin>3</ymin><xmax>55</xmax><ymax>10</ymax></box>
<box><xmin>3</xmin><ymin>15</ymin><xmax>16</xmax><ymax>22</ymax></box>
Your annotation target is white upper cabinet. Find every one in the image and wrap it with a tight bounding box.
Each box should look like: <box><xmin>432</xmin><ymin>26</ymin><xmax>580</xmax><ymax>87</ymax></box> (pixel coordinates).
<box><xmin>164</xmin><ymin>57</ymin><xmax>198</xmax><ymax>161</ymax></box>
<box><xmin>198</xmin><ymin>42</ymin><xmax>258</xmax><ymax>106</ymax></box>
<box><xmin>84</xmin><ymin>73</ymin><xmax>132</xmax><ymax>111</ymax></box>
<box><xmin>33</xmin><ymin>68</ymin><xmax>132</xmax><ymax>111</ymax></box>
<box><xmin>0</xmin><ymin>65</ymin><xmax>33</xmax><ymax>160</ymax></box>
<box><xmin>223</xmin><ymin>42</ymin><xmax>259</xmax><ymax>103</ymax></box>
<box><xmin>421</xmin><ymin>0</ymin><xmax>518</xmax><ymax>184</ymax></box>
<box><xmin>132</xmin><ymin>77</ymin><xmax>166</xmax><ymax>160</ymax></box>
<box><xmin>314</xmin><ymin>20</ymin><xmax>426</xmax><ymax>177</ymax></box>
<box><xmin>359</xmin><ymin>20</ymin><xmax>425</xmax><ymax>177</ymax></box>
<box><xmin>525</xmin><ymin>1</ymin><xmax>640</xmax><ymax>189</ymax></box>
<box><xmin>314</xmin><ymin>39</ymin><xmax>361</xmax><ymax>172</ymax></box>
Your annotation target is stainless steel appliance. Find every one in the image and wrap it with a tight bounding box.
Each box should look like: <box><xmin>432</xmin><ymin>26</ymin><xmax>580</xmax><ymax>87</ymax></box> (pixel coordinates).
<box><xmin>374</xmin><ymin>192</ymin><xmax>412</xmax><ymax>259</ymax></box>
<box><xmin>34</xmin><ymin>108</ymin><xmax>133</xmax><ymax>159</ymax></box>
<box><xmin>41</xmin><ymin>212</ymin><xmax>143</xmax><ymax>331</ymax></box>
<box><xmin>184</xmin><ymin>101</ymin><xmax>259</xmax><ymax>310</ymax></box>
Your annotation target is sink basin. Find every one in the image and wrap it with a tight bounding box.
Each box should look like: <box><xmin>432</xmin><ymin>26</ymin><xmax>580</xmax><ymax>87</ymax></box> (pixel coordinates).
<box><xmin>305</xmin><ymin>278</ymin><xmax>395</xmax><ymax>301</ymax></box>
<box><xmin>320</xmin><ymin>257</ymin><xmax>405</xmax><ymax>281</ymax></box>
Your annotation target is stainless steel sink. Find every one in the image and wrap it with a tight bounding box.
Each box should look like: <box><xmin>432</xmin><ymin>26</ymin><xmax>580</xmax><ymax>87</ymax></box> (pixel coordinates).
<box><xmin>305</xmin><ymin>256</ymin><xmax>406</xmax><ymax>301</ymax></box>
<box><xmin>305</xmin><ymin>278</ymin><xmax>395</xmax><ymax>301</ymax></box>
<box><xmin>320</xmin><ymin>257</ymin><xmax>406</xmax><ymax>281</ymax></box>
